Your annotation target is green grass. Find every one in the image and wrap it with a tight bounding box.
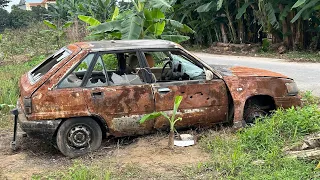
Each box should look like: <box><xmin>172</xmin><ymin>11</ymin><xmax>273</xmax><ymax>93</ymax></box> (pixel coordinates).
<box><xmin>0</xmin><ymin>55</ymin><xmax>45</xmax><ymax>106</ymax></box>
<box><xmin>0</xmin><ymin>55</ymin><xmax>45</xmax><ymax>130</ymax></box>
<box><xmin>186</xmin><ymin>105</ymin><xmax>320</xmax><ymax>179</ymax></box>
<box><xmin>31</xmin><ymin>160</ymin><xmax>163</xmax><ymax>180</ymax></box>
<box><xmin>285</xmin><ymin>51</ymin><xmax>320</xmax><ymax>62</ymax></box>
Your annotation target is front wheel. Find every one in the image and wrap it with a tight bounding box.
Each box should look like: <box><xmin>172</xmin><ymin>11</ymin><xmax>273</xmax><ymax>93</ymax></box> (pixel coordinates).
<box><xmin>244</xmin><ymin>105</ymin><xmax>267</xmax><ymax>125</ymax></box>
<box><xmin>56</xmin><ymin>118</ymin><xmax>102</xmax><ymax>158</ymax></box>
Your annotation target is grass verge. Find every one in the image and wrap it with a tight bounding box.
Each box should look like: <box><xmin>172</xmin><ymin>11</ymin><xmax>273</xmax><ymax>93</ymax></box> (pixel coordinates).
<box><xmin>187</xmin><ymin>104</ymin><xmax>320</xmax><ymax>179</ymax></box>
<box><xmin>0</xmin><ymin>55</ymin><xmax>45</xmax><ymax>130</ymax></box>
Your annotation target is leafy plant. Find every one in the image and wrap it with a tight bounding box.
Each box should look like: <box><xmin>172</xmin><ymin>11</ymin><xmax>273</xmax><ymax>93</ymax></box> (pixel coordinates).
<box><xmin>43</xmin><ymin>20</ymin><xmax>73</xmax><ymax>47</ymax></box>
<box><xmin>79</xmin><ymin>0</ymin><xmax>193</xmax><ymax>43</ymax></box>
<box><xmin>140</xmin><ymin>95</ymin><xmax>183</xmax><ymax>149</ymax></box>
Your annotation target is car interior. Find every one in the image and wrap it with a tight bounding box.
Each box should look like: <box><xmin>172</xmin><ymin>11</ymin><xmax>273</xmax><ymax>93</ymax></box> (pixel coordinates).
<box><xmin>58</xmin><ymin>50</ymin><xmax>208</xmax><ymax>88</ymax></box>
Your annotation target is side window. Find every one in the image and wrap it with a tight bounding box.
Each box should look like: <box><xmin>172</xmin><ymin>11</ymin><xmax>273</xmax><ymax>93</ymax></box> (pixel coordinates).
<box><xmin>86</xmin><ymin>56</ymin><xmax>108</xmax><ymax>87</ymax></box>
<box><xmin>58</xmin><ymin>54</ymin><xmax>95</xmax><ymax>88</ymax></box>
<box><xmin>100</xmin><ymin>52</ymin><xmax>146</xmax><ymax>86</ymax></box>
<box><xmin>142</xmin><ymin>51</ymin><xmax>206</xmax><ymax>82</ymax></box>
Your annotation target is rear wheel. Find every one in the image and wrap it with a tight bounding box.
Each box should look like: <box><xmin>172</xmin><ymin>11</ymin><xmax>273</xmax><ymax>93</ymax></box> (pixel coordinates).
<box><xmin>56</xmin><ymin>118</ymin><xmax>102</xmax><ymax>158</ymax></box>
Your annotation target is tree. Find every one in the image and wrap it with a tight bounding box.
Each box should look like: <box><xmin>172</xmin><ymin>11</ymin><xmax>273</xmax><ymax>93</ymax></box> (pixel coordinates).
<box><xmin>0</xmin><ymin>0</ymin><xmax>9</xmax><ymax>8</ymax></box>
<box><xmin>0</xmin><ymin>8</ymin><xmax>9</xmax><ymax>32</ymax></box>
<box><xmin>9</xmin><ymin>6</ymin><xmax>34</xmax><ymax>29</ymax></box>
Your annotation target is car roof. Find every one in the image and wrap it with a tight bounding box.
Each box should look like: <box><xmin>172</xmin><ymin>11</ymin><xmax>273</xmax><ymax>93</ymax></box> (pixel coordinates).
<box><xmin>73</xmin><ymin>39</ymin><xmax>181</xmax><ymax>52</ymax></box>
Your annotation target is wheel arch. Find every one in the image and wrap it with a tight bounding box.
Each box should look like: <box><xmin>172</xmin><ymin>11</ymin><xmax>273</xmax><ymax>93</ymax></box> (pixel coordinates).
<box><xmin>244</xmin><ymin>95</ymin><xmax>276</xmax><ymax>113</ymax></box>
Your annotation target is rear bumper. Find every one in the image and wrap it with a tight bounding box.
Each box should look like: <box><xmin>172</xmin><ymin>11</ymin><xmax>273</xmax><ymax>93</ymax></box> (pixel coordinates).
<box><xmin>17</xmin><ymin>106</ymin><xmax>61</xmax><ymax>139</ymax></box>
<box><xmin>274</xmin><ymin>95</ymin><xmax>301</xmax><ymax>108</ymax></box>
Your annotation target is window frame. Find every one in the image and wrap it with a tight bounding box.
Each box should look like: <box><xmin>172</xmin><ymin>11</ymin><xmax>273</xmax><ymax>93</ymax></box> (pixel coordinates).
<box><xmin>87</xmin><ymin>50</ymin><xmax>151</xmax><ymax>86</ymax></box>
<box><xmin>138</xmin><ymin>48</ymin><xmax>207</xmax><ymax>83</ymax></box>
<box><xmin>56</xmin><ymin>52</ymin><xmax>100</xmax><ymax>89</ymax></box>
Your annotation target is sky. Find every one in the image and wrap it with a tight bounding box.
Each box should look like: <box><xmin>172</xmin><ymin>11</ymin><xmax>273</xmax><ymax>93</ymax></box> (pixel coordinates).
<box><xmin>4</xmin><ymin>0</ymin><xmax>42</xmax><ymax>12</ymax></box>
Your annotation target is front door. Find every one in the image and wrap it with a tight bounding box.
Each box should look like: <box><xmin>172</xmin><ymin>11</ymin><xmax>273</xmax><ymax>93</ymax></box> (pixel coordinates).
<box><xmin>82</xmin><ymin>51</ymin><xmax>155</xmax><ymax>136</ymax></box>
<box><xmin>139</xmin><ymin>50</ymin><xmax>229</xmax><ymax>129</ymax></box>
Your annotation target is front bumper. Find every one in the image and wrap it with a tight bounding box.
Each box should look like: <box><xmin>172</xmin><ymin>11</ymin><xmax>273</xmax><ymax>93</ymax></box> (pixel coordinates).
<box><xmin>274</xmin><ymin>95</ymin><xmax>301</xmax><ymax>109</ymax></box>
<box><xmin>16</xmin><ymin>107</ymin><xmax>61</xmax><ymax>139</ymax></box>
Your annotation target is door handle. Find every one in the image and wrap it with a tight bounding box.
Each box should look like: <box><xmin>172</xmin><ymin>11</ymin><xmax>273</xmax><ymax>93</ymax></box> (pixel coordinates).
<box><xmin>158</xmin><ymin>88</ymin><xmax>171</xmax><ymax>94</ymax></box>
<box><xmin>92</xmin><ymin>91</ymin><xmax>103</xmax><ymax>98</ymax></box>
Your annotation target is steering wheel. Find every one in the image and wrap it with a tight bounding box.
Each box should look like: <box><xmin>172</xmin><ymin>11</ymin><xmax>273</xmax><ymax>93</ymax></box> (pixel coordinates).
<box><xmin>161</xmin><ymin>60</ymin><xmax>173</xmax><ymax>80</ymax></box>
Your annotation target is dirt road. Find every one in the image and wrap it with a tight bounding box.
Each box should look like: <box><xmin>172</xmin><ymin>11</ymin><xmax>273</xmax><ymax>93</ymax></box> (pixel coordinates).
<box><xmin>0</xmin><ymin>129</ymin><xmax>209</xmax><ymax>179</ymax></box>
<box><xmin>194</xmin><ymin>52</ymin><xmax>320</xmax><ymax>96</ymax></box>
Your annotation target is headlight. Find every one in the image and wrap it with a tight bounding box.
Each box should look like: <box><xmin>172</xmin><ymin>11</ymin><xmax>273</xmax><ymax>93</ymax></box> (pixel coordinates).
<box><xmin>285</xmin><ymin>82</ymin><xmax>299</xmax><ymax>96</ymax></box>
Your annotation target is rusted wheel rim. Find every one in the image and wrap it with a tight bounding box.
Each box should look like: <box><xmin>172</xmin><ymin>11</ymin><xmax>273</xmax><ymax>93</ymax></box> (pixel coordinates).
<box><xmin>67</xmin><ymin>125</ymin><xmax>91</xmax><ymax>148</ymax></box>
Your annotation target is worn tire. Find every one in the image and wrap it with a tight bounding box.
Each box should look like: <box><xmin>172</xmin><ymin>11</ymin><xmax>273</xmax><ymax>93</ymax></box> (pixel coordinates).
<box><xmin>244</xmin><ymin>105</ymin><xmax>267</xmax><ymax>125</ymax></box>
<box><xmin>56</xmin><ymin>118</ymin><xmax>102</xmax><ymax>158</ymax></box>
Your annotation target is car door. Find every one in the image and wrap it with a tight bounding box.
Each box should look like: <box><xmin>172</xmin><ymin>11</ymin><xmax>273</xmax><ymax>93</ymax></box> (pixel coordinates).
<box><xmin>82</xmin><ymin>51</ymin><xmax>155</xmax><ymax>136</ymax></box>
<box><xmin>139</xmin><ymin>50</ymin><xmax>229</xmax><ymax>130</ymax></box>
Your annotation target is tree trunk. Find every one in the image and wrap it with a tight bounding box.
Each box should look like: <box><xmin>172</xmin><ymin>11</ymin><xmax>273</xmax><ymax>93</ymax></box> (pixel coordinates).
<box><xmin>236</xmin><ymin>0</ymin><xmax>244</xmax><ymax>43</ymax></box>
<box><xmin>168</xmin><ymin>130</ymin><xmax>174</xmax><ymax>149</ymax></box>
<box><xmin>225</xmin><ymin>9</ymin><xmax>237</xmax><ymax>43</ymax></box>
<box><xmin>279</xmin><ymin>4</ymin><xmax>290</xmax><ymax>48</ymax></box>
<box><xmin>294</xmin><ymin>19</ymin><xmax>301</xmax><ymax>50</ymax></box>
<box><xmin>220</xmin><ymin>23</ymin><xmax>228</xmax><ymax>43</ymax></box>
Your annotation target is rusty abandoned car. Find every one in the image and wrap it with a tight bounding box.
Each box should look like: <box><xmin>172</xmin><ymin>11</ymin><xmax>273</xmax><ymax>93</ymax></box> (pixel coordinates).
<box><xmin>12</xmin><ymin>40</ymin><xmax>301</xmax><ymax>157</ymax></box>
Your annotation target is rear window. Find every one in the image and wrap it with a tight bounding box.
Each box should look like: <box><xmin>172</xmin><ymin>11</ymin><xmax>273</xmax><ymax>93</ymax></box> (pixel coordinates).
<box><xmin>30</xmin><ymin>48</ymin><xmax>71</xmax><ymax>82</ymax></box>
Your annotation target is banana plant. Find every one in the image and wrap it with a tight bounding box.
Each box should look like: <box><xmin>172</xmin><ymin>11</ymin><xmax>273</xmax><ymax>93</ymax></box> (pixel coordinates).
<box><xmin>43</xmin><ymin>20</ymin><xmax>73</xmax><ymax>47</ymax></box>
<box><xmin>140</xmin><ymin>96</ymin><xmax>183</xmax><ymax>149</ymax></box>
<box><xmin>78</xmin><ymin>0</ymin><xmax>194</xmax><ymax>43</ymax></box>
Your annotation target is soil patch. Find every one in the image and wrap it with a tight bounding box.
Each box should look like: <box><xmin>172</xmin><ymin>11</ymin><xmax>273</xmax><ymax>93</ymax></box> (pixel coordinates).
<box><xmin>0</xmin><ymin>130</ymin><xmax>210</xmax><ymax>179</ymax></box>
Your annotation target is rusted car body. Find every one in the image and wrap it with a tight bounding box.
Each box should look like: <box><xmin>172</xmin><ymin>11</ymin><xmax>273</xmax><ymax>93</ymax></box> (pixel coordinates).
<box><xmin>14</xmin><ymin>40</ymin><xmax>300</xmax><ymax>157</ymax></box>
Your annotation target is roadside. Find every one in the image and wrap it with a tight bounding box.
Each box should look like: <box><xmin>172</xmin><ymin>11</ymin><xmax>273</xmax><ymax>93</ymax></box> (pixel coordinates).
<box><xmin>193</xmin><ymin>52</ymin><xmax>320</xmax><ymax>97</ymax></box>
<box><xmin>187</xmin><ymin>43</ymin><xmax>320</xmax><ymax>63</ymax></box>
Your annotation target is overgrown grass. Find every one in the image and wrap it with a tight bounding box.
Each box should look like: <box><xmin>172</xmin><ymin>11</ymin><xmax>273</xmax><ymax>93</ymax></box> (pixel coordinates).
<box><xmin>189</xmin><ymin>104</ymin><xmax>320</xmax><ymax>179</ymax></box>
<box><xmin>0</xmin><ymin>55</ymin><xmax>45</xmax><ymax>106</ymax></box>
<box><xmin>0</xmin><ymin>55</ymin><xmax>45</xmax><ymax>130</ymax></box>
<box><xmin>0</xmin><ymin>23</ymin><xmax>69</xmax><ymax>62</ymax></box>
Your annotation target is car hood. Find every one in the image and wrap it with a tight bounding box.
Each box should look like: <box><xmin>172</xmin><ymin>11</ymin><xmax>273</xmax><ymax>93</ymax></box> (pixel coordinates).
<box><xmin>210</xmin><ymin>65</ymin><xmax>288</xmax><ymax>78</ymax></box>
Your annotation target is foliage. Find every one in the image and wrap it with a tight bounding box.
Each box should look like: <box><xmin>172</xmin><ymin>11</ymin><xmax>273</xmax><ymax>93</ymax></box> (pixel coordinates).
<box><xmin>140</xmin><ymin>95</ymin><xmax>183</xmax><ymax>148</ymax></box>
<box><xmin>0</xmin><ymin>55</ymin><xmax>45</xmax><ymax>106</ymax></box>
<box><xmin>140</xmin><ymin>96</ymin><xmax>183</xmax><ymax>129</ymax></box>
<box><xmin>79</xmin><ymin>0</ymin><xmax>193</xmax><ymax>43</ymax></box>
<box><xmin>0</xmin><ymin>22</ymin><xmax>67</xmax><ymax>60</ymax></box>
<box><xmin>0</xmin><ymin>0</ymin><xmax>9</xmax><ymax>8</ymax></box>
<box><xmin>0</xmin><ymin>8</ymin><xmax>9</xmax><ymax>32</ymax></box>
<box><xmin>0</xmin><ymin>6</ymin><xmax>49</xmax><ymax>32</ymax></box>
<box><xmin>43</xmin><ymin>20</ymin><xmax>73</xmax><ymax>47</ymax></box>
<box><xmin>191</xmin><ymin>104</ymin><xmax>320</xmax><ymax>179</ymax></box>
<box><xmin>48</xmin><ymin>0</ymin><xmax>116</xmax><ymax>22</ymax></box>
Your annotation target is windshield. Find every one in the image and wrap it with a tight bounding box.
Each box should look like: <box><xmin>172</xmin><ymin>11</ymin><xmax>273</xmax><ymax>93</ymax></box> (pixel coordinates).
<box><xmin>30</xmin><ymin>48</ymin><xmax>71</xmax><ymax>82</ymax></box>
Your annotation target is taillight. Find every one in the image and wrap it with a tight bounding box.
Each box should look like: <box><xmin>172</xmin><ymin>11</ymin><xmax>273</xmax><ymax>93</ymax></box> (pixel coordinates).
<box><xmin>23</xmin><ymin>97</ymin><xmax>32</xmax><ymax>114</ymax></box>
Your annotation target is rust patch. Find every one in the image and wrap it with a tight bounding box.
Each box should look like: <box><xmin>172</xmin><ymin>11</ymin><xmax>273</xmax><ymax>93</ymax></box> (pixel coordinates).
<box><xmin>230</xmin><ymin>66</ymin><xmax>288</xmax><ymax>78</ymax></box>
<box><xmin>153</xmin><ymin>80</ymin><xmax>229</xmax><ymax>130</ymax></box>
<box><xmin>223</xmin><ymin>76</ymin><xmax>301</xmax><ymax>124</ymax></box>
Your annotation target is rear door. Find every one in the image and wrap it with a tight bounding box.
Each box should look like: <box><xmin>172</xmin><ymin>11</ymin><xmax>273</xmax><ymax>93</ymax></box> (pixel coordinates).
<box><xmin>82</xmin><ymin>51</ymin><xmax>155</xmax><ymax>136</ymax></box>
<box><xmin>139</xmin><ymin>50</ymin><xmax>229</xmax><ymax>129</ymax></box>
